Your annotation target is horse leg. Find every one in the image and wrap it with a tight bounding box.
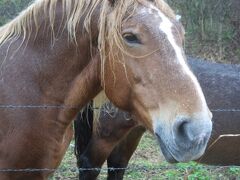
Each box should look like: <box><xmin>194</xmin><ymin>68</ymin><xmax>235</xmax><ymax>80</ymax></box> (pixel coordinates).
<box><xmin>75</xmin><ymin>112</ymin><xmax>127</xmax><ymax>180</ymax></box>
<box><xmin>78</xmin><ymin>137</ymin><xmax>121</xmax><ymax>180</ymax></box>
<box><xmin>76</xmin><ymin>112</ymin><xmax>138</xmax><ymax>179</ymax></box>
<box><xmin>78</xmin><ymin>122</ymin><xmax>140</xmax><ymax>180</ymax></box>
<box><xmin>107</xmin><ymin>126</ymin><xmax>146</xmax><ymax>180</ymax></box>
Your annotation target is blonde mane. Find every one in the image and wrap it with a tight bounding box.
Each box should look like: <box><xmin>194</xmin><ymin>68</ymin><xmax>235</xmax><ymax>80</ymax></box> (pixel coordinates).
<box><xmin>0</xmin><ymin>0</ymin><xmax>175</xmax><ymax>57</ymax></box>
<box><xmin>0</xmin><ymin>0</ymin><xmax>175</xmax><ymax>74</ymax></box>
<box><xmin>0</xmin><ymin>0</ymin><xmax>175</xmax><ymax>121</ymax></box>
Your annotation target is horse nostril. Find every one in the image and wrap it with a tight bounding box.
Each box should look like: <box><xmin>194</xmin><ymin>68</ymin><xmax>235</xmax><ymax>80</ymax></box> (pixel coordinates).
<box><xmin>173</xmin><ymin>117</ymin><xmax>211</xmax><ymax>146</ymax></box>
<box><xmin>173</xmin><ymin>118</ymin><xmax>191</xmax><ymax>141</ymax></box>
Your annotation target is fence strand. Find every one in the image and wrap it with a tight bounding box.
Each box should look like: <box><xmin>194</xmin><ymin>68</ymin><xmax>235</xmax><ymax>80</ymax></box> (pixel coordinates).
<box><xmin>0</xmin><ymin>165</ymin><xmax>240</xmax><ymax>173</ymax></box>
<box><xmin>0</xmin><ymin>104</ymin><xmax>239</xmax><ymax>174</ymax></box>
<box><xmin>0</xmin><ymin>104</ymin><xmax>239</xmax><ymax>112</ymax></box>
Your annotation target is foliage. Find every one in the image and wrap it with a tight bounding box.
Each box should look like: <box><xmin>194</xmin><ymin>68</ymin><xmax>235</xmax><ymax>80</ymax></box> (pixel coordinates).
<box><xmin>166</xmin><ymin>0</ymin><xmax>240</xmax><ymax>63</ymax></box>
<box><xmin>0</xmin><ymin>0</ymin><xmax>31</xmax><ymax>26</ymax></box>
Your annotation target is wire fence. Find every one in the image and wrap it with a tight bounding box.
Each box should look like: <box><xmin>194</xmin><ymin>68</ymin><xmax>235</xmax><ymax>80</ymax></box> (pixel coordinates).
<box><xmin>0</xmin><ymin>104</ymin><xmax>239</xmax><ymax>175</ymax></box>
<box><xmin>0</xmin><ymin>164</ymin><xmax>240</xmax><ymax>173</ymax></box>
<box><xmin>0</xmin><ymin>104</ymin><xmax>240</xmax><ymax>112</ymax></box>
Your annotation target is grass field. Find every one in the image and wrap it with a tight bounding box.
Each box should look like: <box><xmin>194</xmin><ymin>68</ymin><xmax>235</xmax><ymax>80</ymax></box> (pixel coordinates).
<box><xmin>51</xmin><ymin>132</ymin><xmax>240</xmax><ymax>180</ymax></box>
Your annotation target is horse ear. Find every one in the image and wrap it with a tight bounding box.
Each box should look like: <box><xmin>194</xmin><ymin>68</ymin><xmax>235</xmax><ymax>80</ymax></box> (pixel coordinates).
<box><xmin>108</xmin><ymin>0</ymin><xmax>116</xmax><ymax>6</ymax></box>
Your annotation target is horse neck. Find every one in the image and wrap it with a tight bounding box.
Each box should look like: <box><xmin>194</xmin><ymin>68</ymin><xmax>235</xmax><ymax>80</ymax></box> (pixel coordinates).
<box><xmin>0</xmin><ymin>1</ymin><xmax>101</xmax><ymax>120</ymax></box>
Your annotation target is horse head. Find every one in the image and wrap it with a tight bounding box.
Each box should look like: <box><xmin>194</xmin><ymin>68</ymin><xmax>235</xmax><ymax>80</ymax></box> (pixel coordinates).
<box><xmin>99</xmin><ymin>0</ymin><xmax>212</xmax><ymax>163</ymax></box>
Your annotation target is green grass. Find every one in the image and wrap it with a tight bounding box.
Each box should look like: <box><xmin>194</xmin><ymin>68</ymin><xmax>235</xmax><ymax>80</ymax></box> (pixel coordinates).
<box><xmin>51</xmin><ymin>133</ymin><xmax>240</xmax><ymax>179</ymax></box>
<box><xmin>50</xmin><ymin>143</ymin><xmax>78</xmax><ymax>180</ymax></box>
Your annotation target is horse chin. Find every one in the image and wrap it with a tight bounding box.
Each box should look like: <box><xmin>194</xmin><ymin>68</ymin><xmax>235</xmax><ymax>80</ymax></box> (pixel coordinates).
<box><xmin>155</xmin><ymin>134</ymin><xmax>178</xmax><ymax>163</ymax></box>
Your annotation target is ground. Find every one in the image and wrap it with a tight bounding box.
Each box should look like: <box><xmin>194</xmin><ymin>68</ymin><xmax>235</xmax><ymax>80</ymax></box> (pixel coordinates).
<box><xmin>51</xmin><ymin>132</ymin><xmax>240</xmax><ymax>180</ymax></box>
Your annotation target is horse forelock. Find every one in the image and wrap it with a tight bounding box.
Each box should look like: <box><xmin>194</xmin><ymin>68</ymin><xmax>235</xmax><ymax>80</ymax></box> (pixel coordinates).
<box><xmin>98</xmin><ymin>0</ymin><xmax>175</xmax><ymax>87</ymax></box>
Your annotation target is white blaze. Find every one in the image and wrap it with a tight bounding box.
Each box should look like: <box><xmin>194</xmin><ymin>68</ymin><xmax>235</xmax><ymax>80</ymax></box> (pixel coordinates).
<box><xmin>149</xmin><ymin>5</ymin><xmax>208</xmax><ymax>112</ymax></box>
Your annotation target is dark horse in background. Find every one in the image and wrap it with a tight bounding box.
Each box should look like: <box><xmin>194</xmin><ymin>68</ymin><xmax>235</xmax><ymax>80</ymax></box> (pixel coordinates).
<box><xmin>74</xmin><ymin>58</ymin><xmax>240</xmax><ymax>180</ymax></box>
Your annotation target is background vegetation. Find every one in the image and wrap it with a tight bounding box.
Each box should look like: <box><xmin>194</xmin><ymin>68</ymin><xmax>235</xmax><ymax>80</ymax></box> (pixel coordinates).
<box><xmin>0</xmin><ymin>0</ymin><xmax>30</xmax><ymax>26</ymax></box>
<box><xmin>166</xmin><ymin>0</ymin><xmax>240</xmax><ymax>64</ymax></box>
<box><xmin>0</xmin><ymin>0</ymin><xmax>239</xmax><ymax>179</ymax></box>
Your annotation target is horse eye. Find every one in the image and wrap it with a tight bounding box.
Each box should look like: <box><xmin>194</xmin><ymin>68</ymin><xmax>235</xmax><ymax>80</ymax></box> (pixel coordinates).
<box><xmin>123</xmin><ymin>33</ymin><xmax>141</xmax><ymax>44</ymax></box>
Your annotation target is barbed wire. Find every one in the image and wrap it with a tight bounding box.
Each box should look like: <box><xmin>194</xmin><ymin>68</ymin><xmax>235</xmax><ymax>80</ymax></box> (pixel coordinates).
<box><xmin>0</xmin><ymin>164</ymin><xmax>240</xmax><ymax>173</ymax></box>
<box><xmin>211</xmin><ymin>109</ymin><xmax>240</xmax><ymax>112</ymax></box>
<box><xmin>0</xmin><ymin>105</ymin><xmax>78</xmax><ymax>109</ymax></box>
<box><xmin>0</xmin><ymin>168</ymin><xmax>55</xmax><ymax>173</ymax></box>
<box><xmin>0</xmin><ymin>104</ymin><xmax>239</xmax><ymax>174</ymax></box>
<box><xmin>0</xmin><ymin>104</ymin><xmax>239</xmax><ymax>112</ymax></box>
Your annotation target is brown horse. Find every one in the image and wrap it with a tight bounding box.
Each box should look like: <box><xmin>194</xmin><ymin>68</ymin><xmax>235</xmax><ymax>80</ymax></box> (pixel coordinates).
<box><xmin>74</xmin><ymin>58</ymin><xmax>240</xmax><ymax>180</ymax></box>
<box><xmin>0</xmin><ymin>0</ymin><xmax>212</xmax><ymax>179</ymax></box>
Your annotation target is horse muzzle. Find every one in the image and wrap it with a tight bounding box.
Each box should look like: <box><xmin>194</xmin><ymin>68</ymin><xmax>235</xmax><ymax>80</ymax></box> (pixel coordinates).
<box><xmin>154</xmin><ymin>116</ymin><xmax>212</xmax><ymax>163</ymax></box>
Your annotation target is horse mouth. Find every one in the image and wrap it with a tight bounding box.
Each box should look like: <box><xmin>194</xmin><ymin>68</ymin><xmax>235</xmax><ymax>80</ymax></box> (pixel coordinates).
<box><xmin>155</xmin><ymin>132</ymin><xmax>210</xmax><ymax>163</ymax></box>
<box><xmin>155</xmin><ymin>133</ymin><xmax>178</xmax><ymax>163</ymax></box>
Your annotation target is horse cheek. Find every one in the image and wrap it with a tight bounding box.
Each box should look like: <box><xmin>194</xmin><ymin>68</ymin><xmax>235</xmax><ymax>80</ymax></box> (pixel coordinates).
<box><xmin>103</xmin><ymin>59</ymin><xmax>132</xmax><ymax>110</ymax></box>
